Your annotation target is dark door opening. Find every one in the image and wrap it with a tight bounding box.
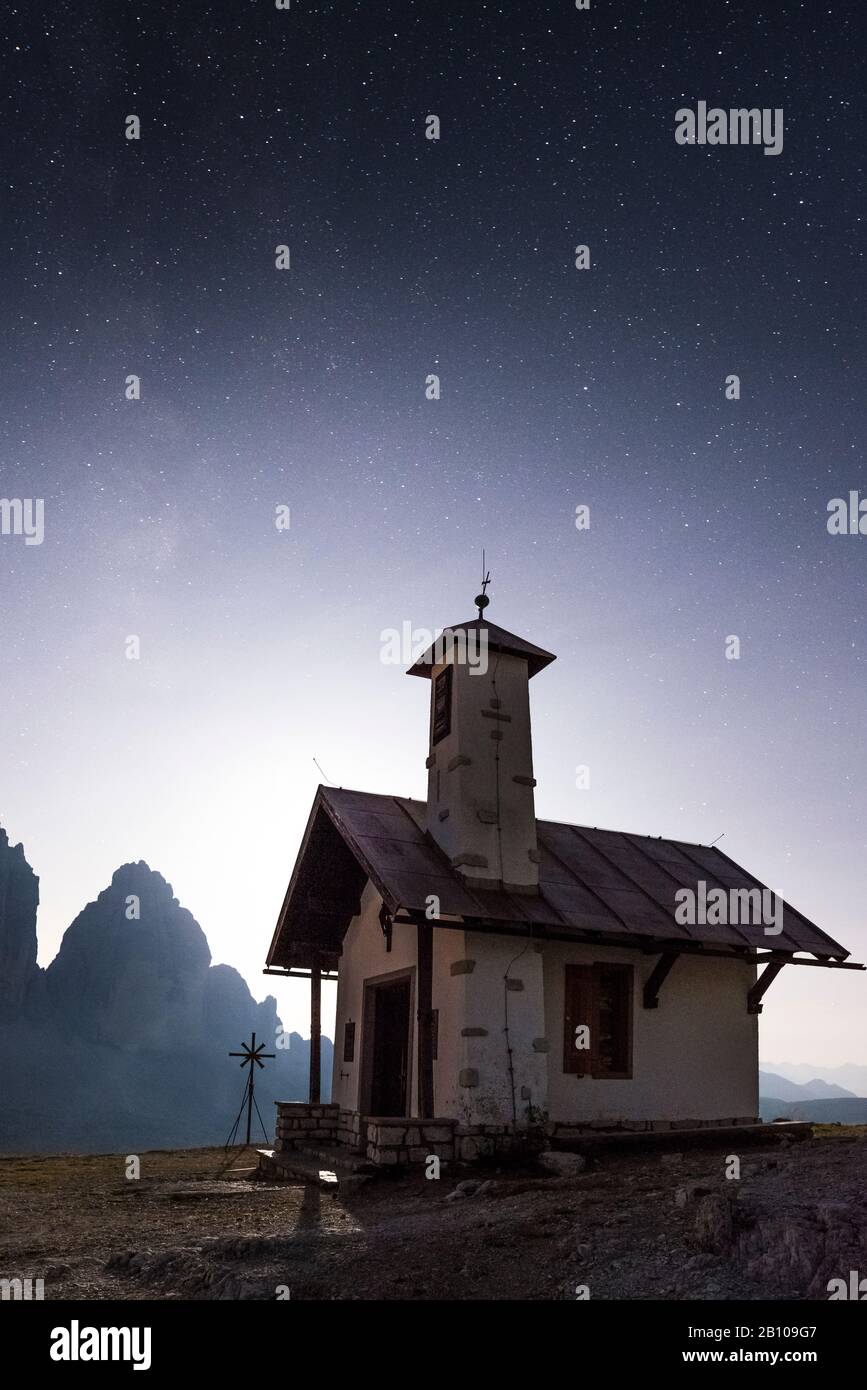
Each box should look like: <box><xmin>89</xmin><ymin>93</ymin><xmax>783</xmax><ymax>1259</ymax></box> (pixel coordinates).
<box><xmin>367</xmin><ymin>976</ymin><xmax>411</xmax><ymax>1116</ymax></box>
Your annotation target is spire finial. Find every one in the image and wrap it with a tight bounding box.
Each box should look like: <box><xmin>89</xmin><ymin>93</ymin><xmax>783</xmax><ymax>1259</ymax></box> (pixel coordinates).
<box><xmin>475</xmin><ymin>550</ymin><xmax>491</xmax><ymax>619</ymax></box>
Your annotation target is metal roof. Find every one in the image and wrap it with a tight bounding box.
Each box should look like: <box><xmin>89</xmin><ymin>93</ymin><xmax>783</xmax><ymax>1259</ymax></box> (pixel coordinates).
<box><xmin>406</xmin><ymin>619</ymin><xmax>557</xmax><ymax>679</ymax></box>
<box><xmin>266</xmin><ymin>786</ymin><xmax>853</xmax><ymax>968</ymax></box>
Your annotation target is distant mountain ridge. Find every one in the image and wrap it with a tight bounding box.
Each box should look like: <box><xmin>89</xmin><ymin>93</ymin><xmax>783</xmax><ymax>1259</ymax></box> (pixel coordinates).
<box><xmin>762</xmin><ymin>1061</ymin><xmax>867</xmax><ymax>1098</ymax></box>
<box><xmin>759</xmin><ymin>1064</ymin><xmax>867</xmax><ymax>1123</ymax></box>
<box><xmin>0</xmin><ymin>825</ymin><xmax>331</xmax><ymax>1154</ymax></box>
<box><xmin>759</xmin><ymin>1096</ymin><xmax>867</xmax><ymax>1124</ymax></box>
<box><xmin>758</xmin><ymin>1071</ymin><xmax>857</xmax><ymax>1103</ymax></box>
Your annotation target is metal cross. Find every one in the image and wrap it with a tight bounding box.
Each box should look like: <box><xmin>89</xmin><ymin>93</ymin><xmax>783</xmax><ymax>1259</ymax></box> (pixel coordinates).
<box><xmin>480</xmin><ymin>549</ymin><xmax>491</xmax><ymax>601</ymax></box>
<box><xmin>229</xmin><ymin>1031</ymin><xmax>275</xmax><ymax>1145</ymax></box>
<box><xmin>475</xmin><ymin>550</ymin><xmax>492</xmax><ymax>618</ymax></box>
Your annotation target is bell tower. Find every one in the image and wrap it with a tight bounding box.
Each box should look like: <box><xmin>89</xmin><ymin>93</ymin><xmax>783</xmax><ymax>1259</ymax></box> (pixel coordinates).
<box><xmin>407</xmin><ymin>583</ymin><xmax>555</xmax><ymax>894</ymax></box>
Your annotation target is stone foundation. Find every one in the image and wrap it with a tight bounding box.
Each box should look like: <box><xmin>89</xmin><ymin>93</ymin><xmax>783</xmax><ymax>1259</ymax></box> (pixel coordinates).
<box><xmin>547</xmin><ymin>1115</ymin><xmax>759</xmax><ymax>1139</ymax></box>
<box><xmin>274</xmin><ymin>1104</ymin><xmax>758</xmax><ymax>1166</ymax></box>
<box><xmin>274</xmin><ymin>1101</ymin><xmax>339</xmax><ymax>1151</ymax></box>
<box><xmin>455</xmin><ymin>1123</ymin><xmax>546</xmax><ymax>1162</ymax></box>
<box><xmin>365</xmin><ymin>1117</ymin><xmax>458</xmax><ymax>1166</ymax></box>
<box><xmin>337</xmin><ymin>1108</ymin><xmax>366</xmax><ymax>1152</ymax></box>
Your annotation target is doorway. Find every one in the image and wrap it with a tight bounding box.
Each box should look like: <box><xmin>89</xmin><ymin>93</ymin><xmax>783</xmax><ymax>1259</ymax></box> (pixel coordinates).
<box><xmin>361</xmin><ymin>971</ymin><xmax>413</xmax><ymax>1116</ymax></box>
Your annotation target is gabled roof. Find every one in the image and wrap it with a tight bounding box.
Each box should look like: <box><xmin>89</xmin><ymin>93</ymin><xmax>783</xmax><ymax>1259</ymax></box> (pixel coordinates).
<box><xmin>406</xmin><ymin>619</ymin><xmax>556</xmax><ymax>679</ymax></box>
<box><xmin>266</xmin><ymin>786</ymin><xmax>853</xmax><ymax>970</ymax></box>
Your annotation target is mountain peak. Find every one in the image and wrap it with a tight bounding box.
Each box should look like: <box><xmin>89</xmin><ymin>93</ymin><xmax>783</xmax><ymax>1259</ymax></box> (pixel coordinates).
<box><xmin>45</xmin><ymin>860</ymin><xmax>212</xmax><ymax>1046</ymax></box>
<box><xmin>0</xmin><ymin>832</ymin><xmax>333</xmax><ymax>1152</ymax></box>
<box><xmin>0</xmin><ymin>821</ymin><xmax>40</xmax><ymax>1018</ymax></box>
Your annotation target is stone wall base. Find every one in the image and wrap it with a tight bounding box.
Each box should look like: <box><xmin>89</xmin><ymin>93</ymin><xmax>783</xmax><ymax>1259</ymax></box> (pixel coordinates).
<box><xmin>337</xmin><ymin>1108</ymin><xmax>366</xmax><ymax>1152</ymax></box>
<box><xmin>364</xmin><ymin>1117</ymin><xmax>458</xmax><ymax>1167</ymax></box>
<box><xmin>273</xmin><ymin>1104</ymin><xmax>760</xmax><ymax>1163</ymax></box>
<box><xmin>454</xmin><ymin>1124</ymin><xmax>546</xmax><ymax>1163</ymax></box>
<box><xmin>292</xmin><ymin>1112</ymin><xmax>546</xmax><ymax>1166</ymax></box>
<box><xmin>547</xmin><ymin>1115</ymin><xmax>759</xmax><ymax>1139</ymax></box>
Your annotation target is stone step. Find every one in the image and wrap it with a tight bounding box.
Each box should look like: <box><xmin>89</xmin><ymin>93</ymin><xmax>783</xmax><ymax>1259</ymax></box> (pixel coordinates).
<box><xmin>294</xmin><ymin>1143</ymin><xmax>373</xmax><ymax>1173</ymax></box>
<box><xmin>256</xmin><ymin>1147</ymin><xmax>373</xmax><ymax>1189</ymax></box>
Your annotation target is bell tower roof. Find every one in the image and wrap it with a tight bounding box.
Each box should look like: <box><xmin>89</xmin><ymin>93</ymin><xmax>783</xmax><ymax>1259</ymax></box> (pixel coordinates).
<box><xmin>406</xmin><ymin>618</ymin><xmax>556</xmax><ymax>680</ymax></box>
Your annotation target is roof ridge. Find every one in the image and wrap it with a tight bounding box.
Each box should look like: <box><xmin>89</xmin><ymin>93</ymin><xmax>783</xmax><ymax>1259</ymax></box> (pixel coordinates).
<box><xmin>324</xmin><ymin>787</ymin><xmax>715</xmax><ymax>850</ymax></box>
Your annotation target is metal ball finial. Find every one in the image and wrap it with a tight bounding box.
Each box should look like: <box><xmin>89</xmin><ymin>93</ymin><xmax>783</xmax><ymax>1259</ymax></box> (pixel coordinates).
<box><xmin>475</xmin><ymin>592</ymin><xmax>490</xmax><ymax>617</ymax></box>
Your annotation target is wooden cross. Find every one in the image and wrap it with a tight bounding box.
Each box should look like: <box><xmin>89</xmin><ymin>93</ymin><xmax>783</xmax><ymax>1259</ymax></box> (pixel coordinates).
<box><xmin>229</xmin><ymin>1031</ymin><xmax>275</xmax><ymax>1145</ymax></box>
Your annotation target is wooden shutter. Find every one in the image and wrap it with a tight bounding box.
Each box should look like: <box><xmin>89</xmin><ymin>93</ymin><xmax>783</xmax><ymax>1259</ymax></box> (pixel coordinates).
<box><xmin>563</xmin><ymin>964</ymin><xmax>593</xmax><ymax>1076</ymax></box>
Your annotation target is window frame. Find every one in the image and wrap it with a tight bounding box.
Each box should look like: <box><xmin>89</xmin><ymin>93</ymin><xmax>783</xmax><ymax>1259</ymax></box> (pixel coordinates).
<box><xmin>431</xmin><ymin>665</ymin><xmax>453</xmax><ymax>746</ymax></box>
<box><xmin>563</xmin><ymin>961</ymin><xmax>633</xmax><ymax>1080</ymax></box>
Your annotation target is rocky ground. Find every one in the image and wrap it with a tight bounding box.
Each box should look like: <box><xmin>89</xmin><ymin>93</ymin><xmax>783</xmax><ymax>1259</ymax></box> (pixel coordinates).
<box><xmin>1</xmin><ymin>1127</ymin><xmax>865</xmax><ymax>1300</ymax></box>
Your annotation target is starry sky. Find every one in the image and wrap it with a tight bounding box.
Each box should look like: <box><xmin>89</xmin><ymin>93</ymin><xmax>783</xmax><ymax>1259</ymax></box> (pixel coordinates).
<box><xmin>1</xmin><ymin>1</ymin><xmax>865</xmax><ymax>1067</ymax></box>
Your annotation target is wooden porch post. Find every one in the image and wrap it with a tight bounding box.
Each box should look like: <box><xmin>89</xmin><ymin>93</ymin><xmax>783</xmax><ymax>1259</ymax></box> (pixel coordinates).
<box><xmin>417</xmin><ymin>922</ymin><xmax>434</xmax><ymax>1118</ymax></box>
<box><xmin>309</xmin><ymin>952</ymin><xmax>321</xmax><ymax>1103</ymax></box>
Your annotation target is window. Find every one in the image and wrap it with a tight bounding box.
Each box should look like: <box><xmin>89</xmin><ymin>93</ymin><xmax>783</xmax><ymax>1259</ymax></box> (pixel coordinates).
<box><xmin>563</xmin><ymin>963</ymin><xmax>632</xmax><ymax>1079</ymax></box>
<box><xmin>595</xmin><ymin>965</ymin><xmax>632</xmax><ymax>1077</ymax></box>
<box><xmin>432</xmin><ymin>665</ymin><xmax>453</xmax><ymax>745</ymax></box>
<box><xmin>343</xmin><ymin>1020</ymin><xmax>356</xmax><ymax>1063</ymax></box>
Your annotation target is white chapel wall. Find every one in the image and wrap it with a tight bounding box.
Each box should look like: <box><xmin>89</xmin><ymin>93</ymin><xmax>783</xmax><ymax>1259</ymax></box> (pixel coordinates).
<box><xmin>542</xmin><ymin>941</ymin><xmax>759</xmax><ymax>1124</ymax></box>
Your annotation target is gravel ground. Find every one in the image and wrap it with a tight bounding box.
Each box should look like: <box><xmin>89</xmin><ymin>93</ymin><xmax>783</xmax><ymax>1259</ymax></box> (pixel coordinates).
<box><xmin>1</xmin><ymin>1128</ymin><xmax>864</xmax><ymax>1300</ymax></box>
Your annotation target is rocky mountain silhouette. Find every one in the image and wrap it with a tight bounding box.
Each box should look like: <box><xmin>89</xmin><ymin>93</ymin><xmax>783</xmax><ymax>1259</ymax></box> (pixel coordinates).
<box><xmin>0</xmin><ymin>826</ymin><xmax>331</xmax><ymax>1154</ymax></box>
<box><xmin>0</xmin><ymin>827</ymin><xmax>40</xmax><ymax>1020</ymax></box>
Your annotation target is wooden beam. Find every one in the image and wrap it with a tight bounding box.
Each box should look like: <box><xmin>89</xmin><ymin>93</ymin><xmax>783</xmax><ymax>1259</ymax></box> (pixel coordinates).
<box><xmin>417</xmin><ymin>921</ymin><xmax>434</xmax><ymax>1119</ymax></box>
<box><xmin>752</xmin><ymin>954</ymin><xmax>863</xmax><ymax>970</ymax></box>
<box><xmin>643</xmin><ymin>951</ymin><xmax>679</xmax><ymax>1009</ymax></box>
<box><xmin>379</xmin><ymin>903</ymin><xmax>393</xmax><ymax>952</ymax></box>
<box><xmin>263</xmin><ymin>967</ymin><xmax>338</xmax><ymax>979</ymax></box>
<box><xmin>388</xmin><ymin>914</ymin><xmax>864</xmax><ymax>970</ymax></box>
<box><xmin>309</xmin><ymin>952</ymin><xmax>321</xmax><ymax>1102</ymax></box>
<box><xmin>748</xmin><ymin>960</ymin><xmax>786</xmax><ymax>1014</ymax></box>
